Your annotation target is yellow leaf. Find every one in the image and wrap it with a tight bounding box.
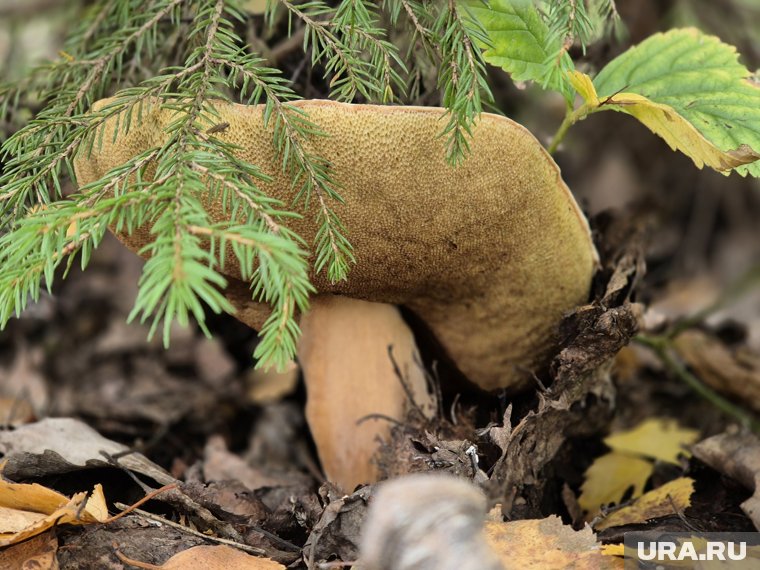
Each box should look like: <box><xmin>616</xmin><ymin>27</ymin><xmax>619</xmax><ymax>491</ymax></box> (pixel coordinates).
<box><xmin>0</xmin><ymin>478</ymin><xmax>107</xmax><ymax>546</ymax></box>
<box><xmin>484</xmin><ymin>516</ymin><xmax>622</xmax><ymax>569</ymax></box>
<box><xmin>596</xmin><ymin>477</ymin><xmax>695</xmax><ymax>530</ymax></box>
<box><xmin>606</xmin><ymin>93</ymin><xmax>758</xmax><ymax>172</ymax></box>
<box><xmin>600</xmin><ymin>543</ymin><xmax>624</xmax><ymax>557</ymax></box>
<box><xmin>604</xmin><ymin>418</ymin><xmax>699</xmax><ymax>464</ymax></box>
<box><xmin>569</xmin><ymin>71</ymin><xmax>760</xmax><ymax>173</ymax></box>
<box><xmin>578</xmin><ymin>452</ymin><xmax>652</xmax><ymax>517</ymax></box>
<box><xmin>568</xmin><ymin>71</ymin><xmax>599</xmax><ymax>107</ymax></box>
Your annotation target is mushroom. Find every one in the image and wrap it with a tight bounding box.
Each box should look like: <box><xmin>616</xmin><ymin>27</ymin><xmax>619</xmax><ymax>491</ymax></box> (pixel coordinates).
<box><xmin>74</xmin><ymin>99</ymin><xmax>597</xmax><ymax>489</ymax></box>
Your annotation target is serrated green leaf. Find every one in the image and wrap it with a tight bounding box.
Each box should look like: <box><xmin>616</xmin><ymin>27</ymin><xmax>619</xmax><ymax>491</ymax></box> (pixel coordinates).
<box><xmin>460</xmin><ymin>0</ymin><xmax>574</xmax><ymax>100</ymax></box>
<box><xmin>591</xmin><ymin>28</ymin><xmax>760</xmax><ymax>176</ymax></box>
<box><xmin>570</xmin><ymin>70</ymin><xmax>760</xmax><ymax>173</ymax></box>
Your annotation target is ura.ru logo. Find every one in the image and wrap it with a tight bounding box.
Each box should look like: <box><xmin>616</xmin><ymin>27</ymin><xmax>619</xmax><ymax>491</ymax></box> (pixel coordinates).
<box><xmin>637</xmin><ymin>540</ymin><xmax>746</xmax><ymax>562</ymax></box>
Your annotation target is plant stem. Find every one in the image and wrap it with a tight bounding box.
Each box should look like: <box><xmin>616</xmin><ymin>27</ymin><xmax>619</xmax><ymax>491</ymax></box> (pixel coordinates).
<box><xmin>635</xmin><ymin>334</ymin><xmax>760</xmax><ymax>433</ymax></box>
<box><xmin>547</xmin><ymin>103</ymin><xmax>593</xmax><ymax>154</ymax></box>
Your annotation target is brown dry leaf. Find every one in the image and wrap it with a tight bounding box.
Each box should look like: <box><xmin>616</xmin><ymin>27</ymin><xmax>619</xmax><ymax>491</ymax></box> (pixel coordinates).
<box><xmin>0</xmin><ymin>530</ymin><xmax>58</xmax><ymax>570</ymax></box>
<box><xmin>674</xmin><ymin>329</ymin><xmax>760</xmax><ymax>413</ymax></box>
<box><xmin>693</xmin><ymin>432</ymin><xmax>760</xmax><ymax>530</ymax></box>
<box><xmin>0</xmin><ymin>417</ymin><xmax>175</xmax><ymax>486</ymax></box>
<box><xmin>484</xmin><ymin>516</ymin><xmax>622</xmax><ymax>569</ymax></box>
<box><xmin>0</xmin><ymin>478</ymin><xmax>107</xmax><ymax>546</ymax></box>
<box><xmin>0</xmin><ymin>397</ymin><xmax>35</xmax><ymax>427</ymax></box>
<box><xmin>118</xmin><ymin>544</ymin><xmax>285</xmax><ymax>569</ymax></box>
<box><xmin>578</xmin><ymin>453</ymin><xmax>652</xmax><ymax>517</ymax></box>
<box><xmin>0</xmin><ymin>344</ymin><xmax>49</xmax><ymax>414</ymax></box>
<box><xmin>202</xmin><ymin>435</ymin><xmax>283</xmax><ymax>490</ymax></box>
<box><xmin>596</xmin><ymin>477</ymin><xmax>695</xmax><ymax>530</ymax></box>
<box><xmin>604</xmin><ymin>418</ymin><xmax>699</xmax><ymax>463</ymax></box>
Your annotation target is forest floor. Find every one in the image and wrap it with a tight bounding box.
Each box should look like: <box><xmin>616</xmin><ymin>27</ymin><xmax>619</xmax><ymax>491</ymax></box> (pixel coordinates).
<box><xmin>0</xmin><ymin>172</ymin><xmax>758</xmax><ymax>569</ymax></box>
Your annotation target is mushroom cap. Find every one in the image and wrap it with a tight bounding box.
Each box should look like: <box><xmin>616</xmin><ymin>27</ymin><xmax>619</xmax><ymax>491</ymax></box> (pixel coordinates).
<box><xmin>74</xmin><ymin>99</ymin><xmax>597</xmax><ymax>391</ymax></box>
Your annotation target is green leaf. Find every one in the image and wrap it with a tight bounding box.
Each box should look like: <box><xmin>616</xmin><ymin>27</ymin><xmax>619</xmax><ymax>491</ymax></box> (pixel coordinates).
<box><xmin>460</xmin><ymin>0</ymin><xmax>574</xmax><ymax>100</ymax></box>
<box><xmin>570</xmin><ymin>71</ymin><xmax>760</xmax><ymax>173</ymax></box>
<box><xmin>592</xmin><ymin>28</ymin><xmax>760</xmax><ymax>177</ymax></box>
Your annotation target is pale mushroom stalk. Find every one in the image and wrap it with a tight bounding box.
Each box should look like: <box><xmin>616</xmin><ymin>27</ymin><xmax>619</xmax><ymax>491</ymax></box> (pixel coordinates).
<box><xmin>298</xmin><ymin>295</ymin><xmax>433</xmax><ymax>489</ymax></box>
<box><xmin>74</xmin><ymin>99</ymin><xmax>598</xmax><ymax>490</ymax></box>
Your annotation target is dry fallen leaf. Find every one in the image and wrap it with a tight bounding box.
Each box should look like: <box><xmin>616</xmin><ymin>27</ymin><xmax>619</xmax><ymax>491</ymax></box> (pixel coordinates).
<box><xmin>0</xmin><ymin>417</ymin><xmax>175</xmax><ymax>486</ymax></box>
<box><xmin>0</xmin><ymin>344</ymin><xmax>49</xmax><ymax>414</ymax></box>
<box><xmin>484</xmin><ymin>516</ymin><xmax>622</xmax><ymax>569</ymax></box>
<box><xmin>604</xmin><ymin>418</ymin><xmax>699</xmax><ymax>463</ymax></box>
<box><xmin>600</xmin><ymin>543</ymin><xmax>625</xmax><ymax>557</ymax></box>
<box><xmin>116</xmin><ymin>544</ymin><xmax>285</xmax><ymax>569</ymax></box>
<box><xmin>0</xmin><ymin>397</ymin><xmax>35</xmax><ymax>427</ymax></box>
<box><xmin>693</xmin><ymin>432</ymin><xmax>760</xmax><ymax>530</ymax></box>
<box><xmin>0</xmin><ymin>530</ymin><xmax>58</xmax><ymax>570</ymax></box>
<box><xmin>0</xmin><ymin>478</ymin><xmax>107</xmax><ymax>546</ymax></box>
<box><xmin>579</xmin><ymin>419</ymin><xmax>698</xmax><ymax>518</ymax></box>
<box><xmin>202</xmin><ymin>435</ymin><xmax>283</xmax><ymax>490</ymax></box>
<box><xmin>596</xmin><ymin>477</ymin><xmax>695</xmax><ymax>530</ymax></box>
<box><xmin>674</xmin><ymin>329</ymin><xmax>760</xmax><ymax>413</ymax></box>
<box><xmin>578</xmin><ymin>453</ymin><xmax>652</xmax><ymax>518</ymax></box>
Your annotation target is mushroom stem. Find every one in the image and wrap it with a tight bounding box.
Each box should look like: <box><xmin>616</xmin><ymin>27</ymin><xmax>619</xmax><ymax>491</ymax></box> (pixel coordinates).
<box><xmin>297</xmin><ymin>295</ymin><xmax>433</xmax><ymax>490</ymax></box>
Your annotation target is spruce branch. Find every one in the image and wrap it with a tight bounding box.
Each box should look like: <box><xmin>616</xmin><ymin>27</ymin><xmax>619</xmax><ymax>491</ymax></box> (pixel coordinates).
<box><xmin>0</xmin><ymin>0</ymin><xmax>186</xmax><ymax>222</ymax></box>
<box><xmin>214</xmin><ymin>55</ymin><xmax>355</xmax><ymax>281</ymax></box>
<box><xmin>0</xmin><ymin>0</ymin><xmax>503</xmax><ymax>369</ymax></box>
<box><xmin>277</xmin><ymin>0</ymin><xmax>379</xmax><ymax>101</ymax></box>
<box><xmin>435</xmin><ymin>0</ymin><xmax>493</xmax><ymax>163</ymax></box>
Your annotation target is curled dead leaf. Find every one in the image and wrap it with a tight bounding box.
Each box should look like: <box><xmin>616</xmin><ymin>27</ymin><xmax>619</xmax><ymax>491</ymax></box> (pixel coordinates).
<box><xmin>0</xmin><ymin>478</ymin><xmax>107</xmax><ymax>546</ymax></box>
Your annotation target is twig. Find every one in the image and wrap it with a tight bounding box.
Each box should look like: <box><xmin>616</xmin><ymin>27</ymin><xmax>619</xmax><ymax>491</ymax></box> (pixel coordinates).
<box><xmin>112</xmin><ymin>503</ymin><xmax>265</xmax><ymax>555</ymax></box>
<box><xmin>387</xmin><ymin>345</ymin><xmax>426</xmax><ymax>418</ymax></box>
<box><xmin>103</xmin><ymin>484</ymin><xmax>179</xmax><ymax>524</ymax></box>
<box><xmin>114</xmin><ymin>544</ymin><xmax>163</xmax><ymax>570</ymax></box>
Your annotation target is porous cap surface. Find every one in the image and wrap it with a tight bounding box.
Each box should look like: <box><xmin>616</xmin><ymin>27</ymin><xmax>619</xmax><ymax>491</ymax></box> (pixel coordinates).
<box><xmin>74</xmin><ymin>99</ymin><xmax>597</xmax><ymax>390</ymax></box>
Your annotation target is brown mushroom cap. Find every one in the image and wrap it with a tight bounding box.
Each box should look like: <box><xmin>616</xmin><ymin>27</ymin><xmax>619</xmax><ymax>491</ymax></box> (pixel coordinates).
<box><xmin>74</xmin><ymin>99</ymin><xmax>597</xmax><ymax>391</ymax></box>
